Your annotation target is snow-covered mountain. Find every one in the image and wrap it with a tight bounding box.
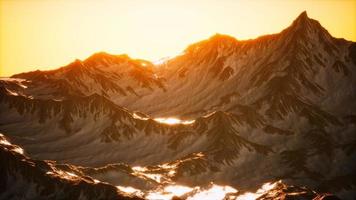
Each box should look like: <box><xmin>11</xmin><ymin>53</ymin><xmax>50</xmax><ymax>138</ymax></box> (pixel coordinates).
<box><xmin>10</xmin><ymin>12</ymin><xmax>356</xmax><ymax>119</ymax></box>
<box><xmin>0</xmin><ymin>134</ymin><xmax>341</xmax><ymax>200</ymax></box>
<box><xmin>133</xmin><ymin>11</ymin><xmax>356</xmax><ymax>118</ymax></box>
<box><xmin>0</xmin><ymin>84</ymin><xmax>270</xmax><ymax>167</ymax></box>
<box><xmin>1</xmin><ymin>11</ymin><xmax>356</xmax><ymax>199</ymax></box>
<box><xmin>11</xmin><ymin>53</ymin><xmax>165</xmax><ymax>100</ymax></box>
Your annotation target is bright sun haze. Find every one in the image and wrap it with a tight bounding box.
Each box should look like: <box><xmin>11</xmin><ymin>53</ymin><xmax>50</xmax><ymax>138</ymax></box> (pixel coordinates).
<box><xmin>0</xmin><ymin>0</ymin><xmax>355</xmax><ymax>77</ymax></box>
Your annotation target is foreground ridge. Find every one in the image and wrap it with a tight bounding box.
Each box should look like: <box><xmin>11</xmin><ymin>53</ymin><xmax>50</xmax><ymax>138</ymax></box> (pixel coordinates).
<box><xmin>0</xmin><ymin>134</ymin><xmax>143</xmax><ymax>200</ymax></box>
<box><xmin>0</xmin><ymin>134</ymin><xmax>341</xmax><ymax>200</ymax></box>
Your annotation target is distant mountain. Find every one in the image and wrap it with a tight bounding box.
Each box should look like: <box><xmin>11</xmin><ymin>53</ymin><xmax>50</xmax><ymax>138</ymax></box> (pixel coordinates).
<box><xmin>1</xmin><ymin>11</ymin><xmax>356</xmax><ymax>199</ymax></box>
<box><xmin>10</xmin><ymin>12</ymin><xmax>356</xmax><ymax>119</ymax></box>
<box><xmin>11</xmin><ymin>52</ymin><xmax>165</xmax><ymax>100</ymax></box>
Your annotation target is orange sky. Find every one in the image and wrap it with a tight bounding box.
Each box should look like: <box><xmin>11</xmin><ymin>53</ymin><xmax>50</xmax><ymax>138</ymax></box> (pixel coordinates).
<box><xmin>1</xmin><ymin>0</ymin><xmax>355</xmax><ymax>77</ymax></box>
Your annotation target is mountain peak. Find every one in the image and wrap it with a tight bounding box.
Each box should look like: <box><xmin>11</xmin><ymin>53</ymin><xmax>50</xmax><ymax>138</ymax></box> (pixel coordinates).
<box><xmin>297</xmin><ymin>11</ymin><xmax>308</xmax><ymax>20</ymax></box>
<box><xmin>184</xmin><ymin>33</ymin><xmax>237</xmax><ymax>54</ymax></box>
<box><xmin>207</xmin><ymin>33</ymin><xmax>238</xmax><ymax>45</ymax></box>
<box><xmin>291</xmin><ymin>11</ymin><xmax>312</xmax><ymax>28</ymax></box>
<box><xmin>210</xmin><ymin>33</ymin><xmax>236</xmax><ymax>40</ymax></box>
<box><xmin>282</xmin><ymin>10</ymin><xmax>332</xmax><ymax>40</ymax></box>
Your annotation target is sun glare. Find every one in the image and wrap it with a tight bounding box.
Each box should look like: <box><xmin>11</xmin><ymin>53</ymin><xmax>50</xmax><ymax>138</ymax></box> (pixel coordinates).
<box><xmin>154</xmin><ymin>117</ymin><xmax>195</xmax><ymax>125</ymax></box>
<box><xmin>187</xmin><ymin>185</ymin><xmax>237</xmax><ymax>200</ymax></box>
<box><xmin>164</xmin><ymin>185</ymin><xmax>194</xmax><ymax>196</ymax></box>
<box><xmin>146</xmin><ymin>185</ymin><xmax>195</xmax><ymax>200</ymax></box>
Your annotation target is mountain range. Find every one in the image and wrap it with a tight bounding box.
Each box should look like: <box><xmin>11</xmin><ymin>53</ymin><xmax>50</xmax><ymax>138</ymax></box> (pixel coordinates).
<box><xmin>1</xmin><ymin>11</ymin><xmax>355</xmax><ymax>200</ymax></box>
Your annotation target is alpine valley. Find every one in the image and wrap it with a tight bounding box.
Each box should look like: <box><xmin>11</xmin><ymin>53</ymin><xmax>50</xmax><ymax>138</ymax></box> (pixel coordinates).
<box><xmin>1</xmin><ymin>12</ymin><xmax>355</xmax><ymax>200</ymax></box>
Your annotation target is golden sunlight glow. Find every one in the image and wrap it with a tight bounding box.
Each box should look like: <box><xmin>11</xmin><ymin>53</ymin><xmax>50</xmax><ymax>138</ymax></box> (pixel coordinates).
<box><xmin>154</xmin><ymin>117</ymin><xmax>195</xmax><ymax>125</ymax></box>
<box><xmin>114</xmin><ymin>178</ymin><xmax>280</xmax><ymax>200</ymax></box>
<box><xmin>12</xmin><ymin>147</ymin><xmax>24</xmax><ymax>154</ymax></box>
<box><xmin>132</xmin><ymin>113</ymin><xmax>149</xmax><ymax>120</ymax></box>
<box><xmin>1</xmin><ymin>0</ymin><xmax>355</xmax><ymax>76</ymax></box>
<box><xmin>0</xmin><ymin>134</ymin><xmax>24</xmax><ymax>154</ymax></box>
<box><xmin>132</xmin><ymin>166</ymin><xmax>165</xmax><ymax>183</ymax></box>
<box><xmin>131</xmin><ymin>166</ymin><xmax>147</xmax><ymax>172</ymax></box>
<box><xmin>116</xmin><ymin>186</ymin><xmax>144</xmax><ymax>196</ymax></box>
<box><xmin>133</xmin><ymin>112</ymin><xmax>195</xmax><ymax>125</ymax></box>
<box><xmin>145</xmin><ymin>190</ymin><xmax>173</xmax><ymax>200</ymax></box>
<box><xmin>146</xmin><ymin>185</ymin><xmax>194</xmax><ymax>200</ymax></box>
<box><xmin>187</xmin><ymin>185</ymin><xmax>237</xmax><ymax>200</ymax></box>
<box><xmin>145</xmin><ymin>184</ymin><xmax>237</xmax><ymax>200</ymax></box>
<box><xmin>46</xmin><ymin>170</ymin><xmax>79</xmax><ymax>181</ymax></box>
<box><xmin>0</xmin><ymin>138</ymin><xmax>11</xmax><ymax>146</ymax></box>
<box><xmin>236</xmin><ymin>182</ymin><xmax>278</xmax><ymax>200</ymax></box>
<box><xmin>164</xmin><ymin>185</ymin><xmax>194</xmax><ymax>196</ymax></box>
